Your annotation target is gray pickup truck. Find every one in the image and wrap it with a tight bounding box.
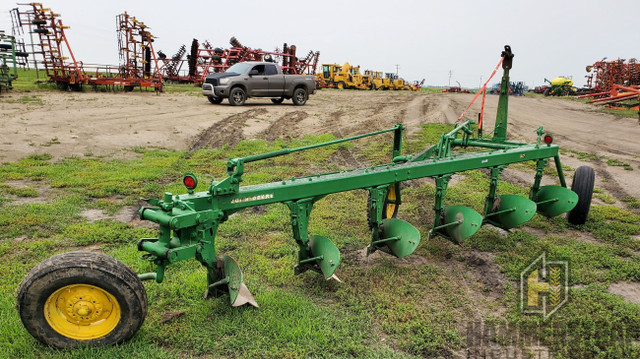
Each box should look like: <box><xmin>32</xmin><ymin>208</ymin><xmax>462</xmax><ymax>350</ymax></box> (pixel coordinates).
<box><xmin>202</xmin><ymin>62</ymin><xmax>317</xmax><ymax>106</ymax></box>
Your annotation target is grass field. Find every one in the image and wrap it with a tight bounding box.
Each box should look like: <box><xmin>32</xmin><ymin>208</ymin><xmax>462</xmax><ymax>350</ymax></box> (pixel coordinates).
<box><xmin>0</xmin><ymin>120</ymin><xmax>639</xmax><ymax>358</ymax></box>
<box><xmin>2</xmin><ymin>72</ymin><xmax>640</xmax><ymax>358</ymax></box>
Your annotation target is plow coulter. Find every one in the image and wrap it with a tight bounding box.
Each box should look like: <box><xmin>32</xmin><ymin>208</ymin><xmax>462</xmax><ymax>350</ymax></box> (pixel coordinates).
<box><xmin>17</xmin><ymin>46</ymin><xmax>594</xmax><ymax>348</ymax></box>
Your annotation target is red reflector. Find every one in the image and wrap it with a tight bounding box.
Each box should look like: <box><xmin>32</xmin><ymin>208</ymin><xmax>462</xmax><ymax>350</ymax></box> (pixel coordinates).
<box><xmin>544</xmin><ymin>135</ymin><xmax>553</xmax><ymax>144</ymax></box>
<box><xmin>184</xmin><ymin>176</ymin><xmax>196</xmax><ymax>189</ymax></box>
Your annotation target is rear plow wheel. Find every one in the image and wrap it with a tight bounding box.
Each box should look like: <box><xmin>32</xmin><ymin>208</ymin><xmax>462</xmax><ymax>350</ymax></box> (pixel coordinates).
<box><xmin>367</xmin><ymin>183</ymin><xmax>400</xmax><ymax>229</ymax></box>
<box><xmin>17</xmin><ymin>251</ymin><xmax>147</xmax><ymax>348</ymax></box>
<box><xmin>567</xmin><ymin>166</ymin><xmax>595</xmax><ymax>225</ymax></box>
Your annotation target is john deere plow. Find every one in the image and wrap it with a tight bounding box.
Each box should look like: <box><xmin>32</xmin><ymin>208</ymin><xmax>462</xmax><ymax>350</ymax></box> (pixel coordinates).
<box><xmin>17</xmin><ymin>46</ymin><xmax>594</xmax><ymax>348</ymax></box>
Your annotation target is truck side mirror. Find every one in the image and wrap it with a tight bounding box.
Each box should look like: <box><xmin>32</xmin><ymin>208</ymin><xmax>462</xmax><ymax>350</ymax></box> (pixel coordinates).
<box><xmin>249</xmin><ymin>70</ymin><xmax>259</xmax><ymax>76</ymax></box>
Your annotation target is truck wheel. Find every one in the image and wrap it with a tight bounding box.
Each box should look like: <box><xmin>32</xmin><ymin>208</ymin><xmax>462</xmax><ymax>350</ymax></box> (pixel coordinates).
<box><xmin>208</xmin><ymin>96</ymin><xmax>223</xmax><ymax>104</ymax></box>
<box><xmin>543</xmin><ymin>88</ymin><xmax>550</xmax><ymax>97</ymax></box>
<box><xmin>567</xmin><ymin>166</ymin><xmax>595</xmax><ymax>225</ymax></box>
<box><xmin>229</xmin><ymin>88</ymin><xmax>246</xmax><ymax>106</ymax></box>
<box><xmin>271</xmin><ymin>97</ymin><xmax>284</xmax><ymax>104</ymax></box>
<box><xmin>292</xmin><ymin>88</ymin><xmax>308</xmax><ymax>106</ymax></box>
<box><xmin>17</xmin><ymin>251</ymin><xmax>147</xmax><ymax>348</ymax></box>
<box><xmin>337</xmin><ymin>81</ymin><xmax>345</xmax><ymax>90</ymax></box>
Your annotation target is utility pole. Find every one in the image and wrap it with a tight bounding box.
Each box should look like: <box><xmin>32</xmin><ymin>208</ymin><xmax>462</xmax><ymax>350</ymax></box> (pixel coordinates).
<box><xmin>479</xmin><ymin>75</ymin><xmax>482</xmax><ymax>90</ymax></box>
<box><xmin>448</xmin><ymin>70</ymin><xmax>452</xmax><ymax>87</ymax></box>
<box><xmin>395</xmin><ymin>64</ymin><xmax>400</xmax><ymax>76</ymax></box>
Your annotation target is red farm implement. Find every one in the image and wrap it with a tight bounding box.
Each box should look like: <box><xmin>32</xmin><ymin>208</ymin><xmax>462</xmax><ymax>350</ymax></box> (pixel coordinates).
<box><xmin>579</xmin><ymin>59</ymin><xmax>640</xmax><ymax>109</ymax></box>
<box><xmin>12</xmin><ymin>3</ymin><xmax>162</xmax><ymax>92</ymax></box>
<box><xmin>158</xmin><ymin>37</ymin><xmax>319</xmax><ymax>85</ymax></box>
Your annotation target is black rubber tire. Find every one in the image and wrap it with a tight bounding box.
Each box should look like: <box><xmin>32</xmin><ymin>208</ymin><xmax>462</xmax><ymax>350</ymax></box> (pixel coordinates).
<box><xmin>229</xmin><ymin>87</ymin><xmax>246</xmax><ymax>106</ymax></box>
<box><xmin>567</xmin><ymin>166</ymin><xmax>595</xmax><ymax>225</ymax></box>
<box><xmin>543</xmin><ymin>88</ymin><xmax>551</xmax><ymax>97</ymax></box>
<box><xmin>17</xmin><ymin>251</ymin><xmax>147</xmax><ymax>348</ymax></box>
<box><xmin>292</xmin><ymin>87</ymin><xmax>308</xmax><ymax>106</ymax></box>
<box><xmin>271</xmin><ymin>97</ymin><xmax>284</xmax><ymax>104</ymax></box>
<box><xmin>208</xmin><ymin>96</ymin><xmax>223</xmax><ymax>104</ymax></box>
<box><xmin>337</xmin><ymin>81</ymin><xmax>346</xmax><ymax>90</ymax></box>
<box><xmin>123</xmin><ymin>85</ymin><xmax>134</xmax><ymax>92</ymax></box>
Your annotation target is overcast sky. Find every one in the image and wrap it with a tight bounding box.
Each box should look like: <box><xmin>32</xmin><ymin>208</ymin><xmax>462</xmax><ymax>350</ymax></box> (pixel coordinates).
<box><xmin>3</xmin><ymin>0</ymin><xmax>639</xmax><ymax>88</ymax></box>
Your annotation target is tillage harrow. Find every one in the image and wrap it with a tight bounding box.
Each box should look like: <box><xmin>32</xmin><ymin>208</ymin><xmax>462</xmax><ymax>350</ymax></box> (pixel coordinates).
<box><xmin>17</xmin><ymin>46</ymin><xmax>594</xmax><ymax>348</ymax></box>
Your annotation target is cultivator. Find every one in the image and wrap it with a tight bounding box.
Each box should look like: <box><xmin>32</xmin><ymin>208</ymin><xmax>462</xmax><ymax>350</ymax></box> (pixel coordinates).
<box><xmin>0</xmin><ymin>31</ymin><xmax>28</xmax><ymax>92</ymax></box>
<box><xmin>160</xmin><ymin>37</ymin><xmax>320</xmax><ymax>85</ymax></box>
<box><xmin>585</xmin><ymin>58</ymin><xmax>640</xmax><ymax>93</ymax></box>
<box><xmin>18</xmin><ymin>46</ymin><xmax>595</xmax><ymax>348</ymax></box>
<box><xmin>12</xmin><ymin>4</ymin><xmax>162</xmax><ymax>91</ymax></box>
<box><xmin>12</xmin><ymin>3</ymin><xmax>88</xmax><ymax>90</ymax></box>
<box><xmin>580</xmin><ymin>58</ymin><xmax>640</xmax><ymax>107</ymax></box>
<box><xmin>157</xmin><ymin>45</ymin><xmax>187</xmax><ymax>82</ymax></box>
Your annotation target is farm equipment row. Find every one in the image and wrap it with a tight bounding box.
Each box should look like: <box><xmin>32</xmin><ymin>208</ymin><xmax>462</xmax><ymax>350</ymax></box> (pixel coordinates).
<box><xmin>585</xmin><ymin>58</ymin><xmax>640</xmax><ymax>93</ymax></box>
<box><xmin>158</xmin><ymin>37</ymin><xmax>319</xmax><ymax>86</ymax></box>
<box><xmin>0</xmin><ymin>31</ymin><xmax>28</xmax><ymax>92</ymax></box>
<box><xmin>17</xmin><ymin>46</ymin><xmax>595</xmax><ymax>348</ymax></box>
<box><xmin>317</xmin><ymin>62</ymin><xmax>422</xmax><ymax>91</ymax></box>
<box><xmin>11</xmin><ymin>3</ymin><xmax>162</xmax><ymax>91</ymax></box>
<box><xmin>579</xmin><ymin>58</ymin><xmax>640</xmax><ymax>108</ymax></box>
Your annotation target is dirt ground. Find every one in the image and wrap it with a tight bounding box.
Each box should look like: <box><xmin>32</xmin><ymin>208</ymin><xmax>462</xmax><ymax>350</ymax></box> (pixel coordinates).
<box><xmin>2</xmin><ymin>89</ymin><xmax>639</xmax><ymax>201</ymax></box>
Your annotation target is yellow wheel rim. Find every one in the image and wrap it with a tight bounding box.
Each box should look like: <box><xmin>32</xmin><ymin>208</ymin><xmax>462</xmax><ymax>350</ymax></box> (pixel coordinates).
<box><xmin>385</xmin><ymin>185</ymin><xmax>396</xmax><ymax>218</ymax></box>
<box><xmin>44</xmin><ymin>284</ymin><xmax>121</xmax><ymax>340</ymax></box>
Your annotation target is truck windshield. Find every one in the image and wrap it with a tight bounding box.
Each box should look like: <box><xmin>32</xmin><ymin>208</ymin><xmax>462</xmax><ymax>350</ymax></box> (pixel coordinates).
<box><xmin>225</xmin><ymin>63</ymin><xmax>253</xmax><ymax>74</ymax></box>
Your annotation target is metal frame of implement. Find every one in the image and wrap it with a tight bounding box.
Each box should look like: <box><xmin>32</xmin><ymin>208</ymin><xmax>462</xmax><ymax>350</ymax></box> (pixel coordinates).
<box><xmin>18</xmin><ymin>45</ymin><xmax>590</xmax><ymax>348</ymax></box>
<box><xmin>136</xmin><ymin>45</ymin><xmax>579</xmax><ymax>306</ymax></box>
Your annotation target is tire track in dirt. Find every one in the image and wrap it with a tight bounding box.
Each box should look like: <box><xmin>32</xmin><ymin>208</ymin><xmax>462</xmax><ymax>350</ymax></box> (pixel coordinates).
<box><xmin>323</xmin><ymin>110</ymin><xmax>346</xmax><ymax>137</ymax></box>
<box><xmin>190</xmin><ymin>109</ymin><xmax>268</xmax><ymax>151</ymax></box>
<box><xmin>591</xmin><ymin>161</ymin><xmax>638</xmax><ymax>213</ymax></box>
<box><xmin>262</xmin><ymin>111</ymin><xmax>308</xmax><ymax>141</ymax></box>
<box><xmin>321</xmin><ymin>110</ymin><xmax>362</xmax><ymax>167</ymax></box>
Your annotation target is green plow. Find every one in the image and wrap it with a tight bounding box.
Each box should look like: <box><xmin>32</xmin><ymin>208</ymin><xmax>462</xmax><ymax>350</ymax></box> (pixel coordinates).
<box><xmin>17</xmin><ymin>45</ymin><xmax>595</xmax><ymax>348</ymax></box>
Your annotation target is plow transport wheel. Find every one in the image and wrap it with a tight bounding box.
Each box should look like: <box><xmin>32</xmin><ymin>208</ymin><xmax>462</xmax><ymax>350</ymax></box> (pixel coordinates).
<box><xmin>17</xmin><ymin>251</ymin><xmax>147</xmax><ymax>348</ymax></box>
<box><xmin>567</xmin><ymin>166</ymin><xmax>595</xmax><ymax>225</ymax></box>
<box><xmin>384</xmin><ymin>184</ymin><xmax>400</xmax><ymax>219</ymax></box>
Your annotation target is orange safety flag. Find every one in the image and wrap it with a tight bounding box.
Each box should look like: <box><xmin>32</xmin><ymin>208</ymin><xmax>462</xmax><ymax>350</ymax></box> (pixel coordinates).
<box><xmin>457</xmin><ymin>57</ymin><xmax>504</xmax><ymax>121</ymax></box>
